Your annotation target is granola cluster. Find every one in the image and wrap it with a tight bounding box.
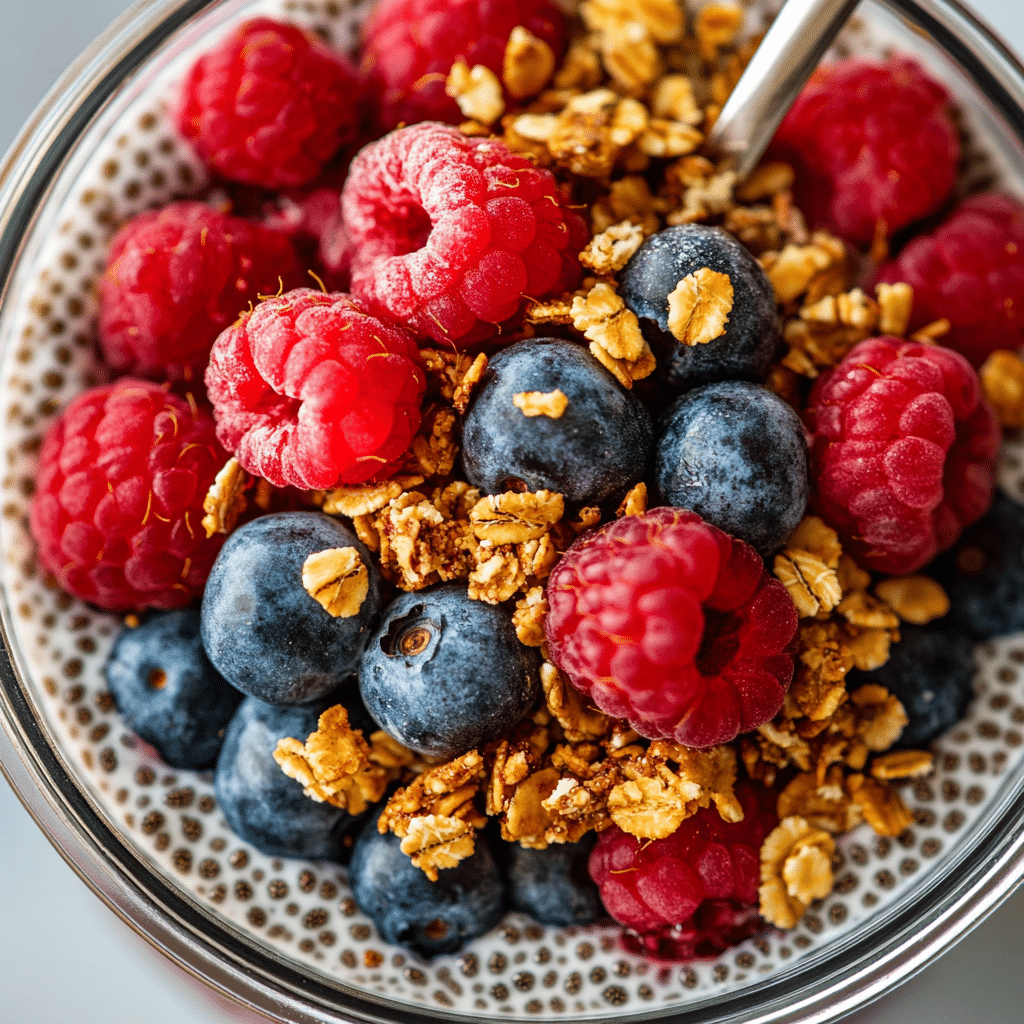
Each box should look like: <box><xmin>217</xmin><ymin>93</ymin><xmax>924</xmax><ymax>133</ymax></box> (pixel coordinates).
<box><xmin>250</xmin><ymin>4</ymin><xmax>953</xmax><ymax>939</ymax></box>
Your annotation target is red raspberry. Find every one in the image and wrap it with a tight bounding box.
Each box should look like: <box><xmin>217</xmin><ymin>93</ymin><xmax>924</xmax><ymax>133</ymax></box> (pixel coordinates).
<box><xmin>805</xmin><ymin>337</ymin><xmax>1000</xmax><ymax>575</ymax></box>
<box><xmin>29</xmin><ymin>381</ymin><xmax>227</xmax><ymax>612</ymax></box>
<box><xmin>589</xmin><ymin>782</ymin><xmax>777</xmax><ymax>959</ymax></box>
<box><xmin>875</xmin><ymin>194</ymin><xmax>1024</xmax><ymax>367</ymax></box>
<box><xmin>769</xmin><ymin>58</ymin><xmax>959</xmax><ymax>246</ymax></box>
<box><xmin>544</xmin><ymin>509</ymin><xmax>798</xmax><ymax>749</ymax></box>
<box><xmin>360</xmin><ymin>0</ymin><xmax>567</xmax><ymax>133</ymax></box>
<box><xmin>176</xmin><ymin>18</ymin><xmax>361</xmax><ymax>189</ymax></box>
<box><xmin>343</xmin><ymin>122</ymin><xmax>587</xmax><ymax>346</ymax></box>
<box><xmin>205</xmin><ymin>288</ymin><xmax>426</xmax><ymax>490</ymax></box>
<box><xmin>98</xmin><ymin>201</ymin><xmax>305</xmax><ymax>385</ymax></box>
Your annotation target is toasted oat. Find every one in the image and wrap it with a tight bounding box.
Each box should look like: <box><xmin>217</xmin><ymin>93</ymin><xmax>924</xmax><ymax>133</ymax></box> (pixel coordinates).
<box><xmin>837</xmin><ymin>590</ymin><xmax>900</xmax><ymax>630</ymax></box>
<box><xmin>470</xmin><ymin>490</ymin><xmax>564</xmax><ymax>545</ymax></box>
<box><xmin>776</xmin><ymin>768</ymin><xmax>863</xmax><ymax>834</ymax></box>
<box><xmin>446</xmin><ymin>61</ymin><xmax>505</xmax><ymax>124</ymax></box>
<box><xmin>541</xmin><ymin>661</ymin><xmax>612</xmax><ymax>742</ymax></box>
<box><xmin>695</xmin><ymin>3</ymin><xmax>744</xmax><ymax>59</ymax></box>
<box><xmin>762</xmin><ymin>234</ymin><xmax>846</xmax><ymax>304</ymax></box>
<box><xmin>774</xmin><ymin>548</ymin><xmax>843</xmax><ymax>618</ymax></box>
<box><xmin>666</xmin><ymin>268</ymin><xmax>734</xmax><ymax>346</ymax></box>
<box><xmin>666</xmin><ymin>169</ymin><xmax>738</xmax><ymax>225</ymax></box>
<box><xmin>571</xmin><ymin>280</ymin><xmax>645</xmax><ymax>359</ymax></box>
<box><xmin>637</xmin><ymin>119</ymin><xmax>703</xmax><ymax>158</ymax></box>
<box><xmin>846</xmin><ymin>626</ymin><xmax>893</xmax><ymax>672</ymax></box>
<box><xmin>546</xmin><ymin>89</ymin><xmax>644</xmax><ymax>176</ymax></box>
<box><xmin>405</xmin><ymin>407</ymin><xmax>458</xmax><ymax>478</ymax></box>
<box><xmin>848</xmin><ymin>684</ymin><xmax>908</xmax><ymax>752</ymax></box>
<box><xmin>759</xmin><ymin>816</ymin><xmax>835</xmax><ymax>928</ymax></box>
<box><xmin>735</xmin><ymin>162</ymin><xmax>796</xmax><ymax>203</ymax></box>
<box><xmin>980</xmin><ymin>349</ymin><xmax>1024</xmax><ymax>429</ymax></box>
<box><xmin>322</xmin><ymin>476</ymin><xmax>425</xmax><ymax>518</ymax></box>
<box><xmin>518</xmin><ymin>533</ymin><xmax>560</xmax><ymax>579</ymax></box>
<box><xmin>503</xmin><ymin>25</ymin><xmax>556</xmax><ymax>99</ymax></box>
<box><xmin>580</xmin><ymin>220</ymin><xmax>646</xmax><ymax>274</ymax></box>
<box><xmin>581</xmin><ymin>0</ymin><xmax>686</xmax><ymax>42</ymax></box>
<box><xmin>525</xmin><ymin>295</ymin><xmax>575</xmax><ymax>324</ymax></box>
<box><xmin>513</xmin><ymin>586</ymin><xmax>548</xmax><ymax>647</ymax></box>
<box><xmin>787</xmin><ymin>515</ymin><xmax>843</xmax><ymax>569</ymax></box>
<box><xmin>650</xmin><ymin>75</ymin><xmax>702</xmax><ymax>125</ymax></box>
<box><xmin>870</xmin><ymin>749</ymin><xmax>934</xmax><ymax>780</ymax></box>
<box><xmin>875</xmin><ymin>575</ymin><xmax>950</xmax><ymax>624</ymax></box>
<box><xmin>553</xmin><ymin>37</ymin><xmax>604</xmax><ymax>91</ymax></box>
<box><xmin>451</xmin><ymin>353</ymin><xmax>488</xmax><ymax>414</ymax></box>
<box><xmin>846</xmin><ymin>773</ymin><xmax>914</xmax><ymax>836</ymax></box>
<box><xmin>790</xmin><ymin>621</ymin><xmax>853</xmax><ymax>721</ymax></box>
<box><xmin>302</xmin><ymin>547</ymin><xmax>369</xmax><ymax>618</ymax></box>
<box><xmin>468</xmin><ymin>545</ymin><xmax>527</xmax><ymax>603</ymax></box>
<box><xmin>591</xmin><ymin>175</ymin><xmax>662</xmax><ymax>236</ymax></box>
<box><xmin>273</xmin><ymin>705</ymin><xmax>394</xmax><ymax>814</ymax></box>
<box><xmin>513</xmin><ymin>389</ymin><xmax>570</xmax><ymax>418</ymax></box>
<box><xmin>616</xmin><ymin>481</ymin><xmax>648</xmax><ymax>518</ymax></box>
<box><xmin>608</xmin><ymin>771</ymin><xmax>703</xmax><ymax>838</ymax></box>
<box><xmin>400</xmin><ymin>814</ymin><xmax>477</xmax><ymax>880</ymax></box>
<box><xmin>875</xmin><ymin>281</ymin><xmax>914</xmax><ymax>336</ymax></box>
<box><xmin>202</xmin><ymin>457</ymin><xmax>247</xmax><ymax>538</ymax></box>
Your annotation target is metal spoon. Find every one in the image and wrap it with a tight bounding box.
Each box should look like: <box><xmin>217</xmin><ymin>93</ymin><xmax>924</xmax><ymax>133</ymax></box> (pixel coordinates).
<box><xmin>706</xmin><ymin>0</ymin><xmax>862</xmax><ymax>177</ymax></box>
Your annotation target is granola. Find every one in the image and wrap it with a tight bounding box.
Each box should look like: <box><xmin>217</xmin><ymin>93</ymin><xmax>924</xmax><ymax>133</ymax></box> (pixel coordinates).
<box><xmin>759</xmin><ymin>816</ymin><xmax>836</xmax><ymax>929</ymax></box>
<box><xmin>302</xmin><ymin>547</ymin><xmax>369</xmax><ymax>618</ymax></box>
<box><xmin>446</xmin><ymin>61</ymin><xmax>505</xmax><ymax>124</ymax></box>
<box><xmin>666</xmin><ymin>268</ymin><xmax>734</xmax><ymax>346</ymax></box>
<box><xmin>512</xmin><ymin>389</ymin><xmax>570</xmax><ymax>418</ymax></box>
<box><xmin>202</xmin><ymin>457</ymin><xmax>247</xmax><ymax>537</ymax></box>
<box><xmin>980</xmin><ymin>348</ymin><xmax>1024</xmax><ymax>428</ymax></box>
<box><xmin>503</xmin><ymin>25</ymin><xmax>556</xmax><ymax>99</ymax></box>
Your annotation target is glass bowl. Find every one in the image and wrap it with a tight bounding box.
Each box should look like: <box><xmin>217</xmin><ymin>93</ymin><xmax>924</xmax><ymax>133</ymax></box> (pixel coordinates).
<box><xmin>1</xmin><ymin>1</ymin><xmax>1023</xmax><ymax>1022</ymax></box>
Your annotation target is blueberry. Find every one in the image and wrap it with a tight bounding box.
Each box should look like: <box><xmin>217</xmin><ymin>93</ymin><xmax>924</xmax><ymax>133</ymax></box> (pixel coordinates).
<box><xmin>201</xmin><ymin>512</ymin><xmax>383</xmax><ymax>705</ymax></box>
<box><xmin>847</xmin><ymin>625</ymin><xmax>976</xmax><ymax>747</ymax></box>
<box><xmin>619</xmin><ymin>224</ymin><xmax>780</xmax><ymax>390</ymax></box>
<box><xmin>215</xmin><ymin>691</ymin><xmax>375</xmax><ymax>860</ymax></box>
<box><xmin>944</xmin><ymin>490</ymin><xmax>1024</xmax><ymax>640</ymax></box>
<box><xmin>349</xmin><ymin>815</ymin><xmax>504</xmax><ymax>957</ymax></box>
<box><xmin>461</xmin><ymin>337</ymin><xmax>653</xmax><ymax>506</ymax></box>
<box><xmin>507</xmin><ymin>835</ymin><xmax>603</xmax><ymax>927</ymax></box>
<box><xmin>105</xmin><ymin>609</ymin><xmax>242</xmax><ymax>769</ymax></box>
<box><xmin>655</xmin><ymin>381</ymin><xmax>809</xmax><ymax>555</ymax></box>
<box><xmin>360</xmin><ymin>583</ymin><xmax>540</xmax><ymax>759</ymax></box>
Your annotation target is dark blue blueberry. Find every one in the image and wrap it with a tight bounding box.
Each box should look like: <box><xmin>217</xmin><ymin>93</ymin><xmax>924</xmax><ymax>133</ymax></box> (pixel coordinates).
<box><xmin>349</xmin><ymin>814</ymin><xmax>505</xmax><ymax>957</ymax></box>
<box><xmin>214</xmin><ymin>691</ymin><xmax>374</xmax><ymax>861</ymax></box>
<box><xmin>201</xmin><ymin>512</ymin><xmax>383</xmax><ymax>705</ymax></box>
<box><xmin>360</xmin><ymin>583</ymin><xmax>540</xmax><ymax>759</ymax></box>
<box><xmin>105</xmin><ymin>609</ymin><xmax>242</xmax><ymax>769</ymax></box>
<box><xmin>619</xmin><ymin>224</ymin><xmax>780</xmax><ymax>390</ymax></box>
<box><xmin>506</xmin><ymin>835</ymin><xmax>603</xmax><ymax>927</ymax></box>
<box><xmin>847</xmin><ymin>625</ymin><xmax>976</xmax><ymax>748</ymax></box>
<box><xmin>945</xmin><ymin>490</ymin><xmax>1024</xmax><ymax>640</ymax></box>
<box><xmin>461</xmin><ymin>337</ymin><xmax>653</xmax><ymax>506</ymax></box>
<box><xmin>655</xmin><ymin>381</ymin><xmax>809</xmax><ymax>555</ymax></box>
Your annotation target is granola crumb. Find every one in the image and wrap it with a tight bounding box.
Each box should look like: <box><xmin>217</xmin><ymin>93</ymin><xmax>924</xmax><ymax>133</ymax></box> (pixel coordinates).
<box><xmin>503</xmin><ymin>25</ymin><xmax>556</xmax><ymax>100</ymax></box>
<box><xmin>513</xmin><ymin>389</ymin><xmax>570</xmax><ymax>418</ymax></box>
<box><xmin>616</xmin><ymin>481</ymin><xmax>648</xmax><ymax>518</ymax></box>
<box><xmin>580</xmin><ymin>220</ymin><xmax>646</xmax><ymax>274</ymax></box>
<box><xmin>202</xmin><ymin>457</ymin><xmax>247</xmax><ymax>538</ymax></box>
<box><xmin>446</xmin><ymin>61</ymin><xmax>505</xmax><ymax>125</ymax></box>
<box><xmin>874</xmin><ymin>575</ymin><xmax>950</xmax><ymax>624</ymax></box>
<box><xmin>302</xmin><ymin>547</ymin><xmax>369</xmax><ymax>618</ymax></box>
<box><xmin>979</xmin><ymin>349</ymin><xmax>1024</xmax><ymax>429</ymax></box>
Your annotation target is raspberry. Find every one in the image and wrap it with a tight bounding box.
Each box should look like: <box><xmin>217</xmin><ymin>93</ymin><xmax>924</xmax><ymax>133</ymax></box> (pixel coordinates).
<box><xmin>205</xmin><ymin>288</ymin><xmax>426</xmax><ymax>490</ymax></box>
<box><xmin>343</xmin><ymin>122</ymin><xmax>587</xmax><ymax>346</ymax></box>
<box><xmin>176</xmin><ymin>18</ymin><xmax>361</xmax><ymax>189</ymax></box>
<box><xmin>544</xmin><ymin>508</ymin><xmax>798</xmax><ymax>749</ymax></box>
<box><xmin>29</xmin><ymin>380</ymin><xmax>227</xmax><ymax>612</ymax></box>
<box><xmin>588</xmin><ymin>782</ymin><xmax>777</xmax><ymax>959</ymax></box>
<box><xmin>360</xmin><ymin>0</ymin><xmax>567</xmax><ymax>133</ymax></box>
<box><xmin>875</xmin><ymin>194</ymin><xmax>1024</xmax><ymax>367</ymax></box>
<box><xmin>769</xmin><ymin>58</ymin><xmax>959</xmax><ymax>246</ymax></box>
<box><xmin>805</xmin><ymin>337</ymin><xmax>1000</xmax><ymax>575</ymax></box>
<box><xmin>98</xmin><ymin>201</ymin><xmax>305</xmax><ymax>384</ymax></box>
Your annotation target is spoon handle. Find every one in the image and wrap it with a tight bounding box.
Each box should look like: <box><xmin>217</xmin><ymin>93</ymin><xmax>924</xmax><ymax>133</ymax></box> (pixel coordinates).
<box><xmin>706</xmin><ymin>0</ymin><xmax>862</xmax><ymax>177</ymax></box>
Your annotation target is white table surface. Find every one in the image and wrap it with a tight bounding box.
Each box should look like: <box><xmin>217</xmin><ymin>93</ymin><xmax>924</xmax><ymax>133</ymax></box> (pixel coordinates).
<box><xmin>2</xmin><ymin>2</ymin><xmax>1023</xmax><ymax>1022</ymax></box>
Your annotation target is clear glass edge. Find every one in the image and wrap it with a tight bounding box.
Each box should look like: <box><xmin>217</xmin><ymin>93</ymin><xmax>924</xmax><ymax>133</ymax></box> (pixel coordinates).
<box><xmin>0</xmin><ymin>1</ymin><xmax>1022</xmax><ymax>1022</ymax></box>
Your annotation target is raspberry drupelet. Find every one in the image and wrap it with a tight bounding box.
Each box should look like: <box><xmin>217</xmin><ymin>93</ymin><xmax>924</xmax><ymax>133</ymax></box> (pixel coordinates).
<box><xmin>769</xmin><ymin>58</ymin><xmax>959</xmax><ymax>246</ymax></box>
<box><xmin>29</xmin><ymin>380</ymin><xmax>227</xmax><ymax>611</ymax></box>
<box><xmin>98</xmin><ymin>201</ymin><xmax>305</xmax><ymax>385</ymax></box>
<box><xmin>205</xmin><ymin>288</ymin><xmax>426</xmax><ymax>490</ymax></box>
<box><xmin>805</xmin><ymin>336</ymin><xmax>1000</xmax><ymax>576</ymax></box>
<box><xmin>342</xmin><ymin>122</ymin><xmax>588</xmax><ymax>346</ymax></box>
<box><xmin>589</xmin><ymin>781</ymin><xmax>777</xmax><ymax>959</ymax></box>
<box><xmin>176</xmin><ymin>17</ymin><xmax>361</xmax><ymax>189</ymax></box>
<box><xmin>875</xmin><ymin>193</ymin><xmax>1024</xmax><ymax>367</ymax></box>
<box><xmin>544</xmin><ymin>508</ymin><xmax>799</xmax><ymax>750</ymax></box>
<box><xmin>360</xmin><ymin>0</ymin><xmax>567</xmax><ymax>133</ymax></box>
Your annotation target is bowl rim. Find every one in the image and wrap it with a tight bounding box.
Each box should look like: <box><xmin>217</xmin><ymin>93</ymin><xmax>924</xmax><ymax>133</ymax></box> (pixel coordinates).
<box><xmin>1</xmin><ymin>1</ymin><xmax>1024</xmax><ymax>1022</ymax></box>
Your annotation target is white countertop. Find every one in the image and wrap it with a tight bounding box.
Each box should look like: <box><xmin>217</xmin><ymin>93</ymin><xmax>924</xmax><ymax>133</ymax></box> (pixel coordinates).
<box><xmin>1</xmin><ymin>2</ymin><xmax>1022</xmax><ymax>1021</ymax></box>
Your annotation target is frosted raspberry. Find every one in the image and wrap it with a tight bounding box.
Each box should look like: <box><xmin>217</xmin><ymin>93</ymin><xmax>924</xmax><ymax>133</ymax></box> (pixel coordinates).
<box><xmin>806</xmin><ymin>337</ymin><xmax>1000</xmax><ymax>575</ymax></box>
<box><xmin>205</xmin><ymin>289</ymin><xmax>426</xmax><ymax>490</ymax></box>
<box><xmin>544</xmin><ymin>508</ymin><xmax>798</xmax><ymax>749</ymax></box>
<box><xmin>769</xmin><ymin>58</ymin><xmax>959</xmax><ymax>246</ymax></box>
<box><xmin>98</xmin><ymin>201</ymin><xmax>305</xmax><ymax>384</ymax></box>
<box><xmin>875</xmin><ymin>194</ymin><xmax>1024</xmax><ymax>366</ymax></box>
<box><xmin>29</xmin><ymin>381</ymin><xmax>227</xmax><ymax>611</ymax></box>
<box><xmin>589</xmin><ymin>782</ymin><xmax>777</xmax><ymax>959</ymax></box>
<box><xmin>360</xmin><ymin>0</ymin><xmax>567</xmax><ymax>133</ymax></box>
<box><xmin>176</xmin><ymin>18</ymin><xmax>361</xmax><ymax>189</ymax></box>
<box><xmin>343</xmin><ymin>122</ymin><xmax>587</xmax><ymax>346</ymax></box>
